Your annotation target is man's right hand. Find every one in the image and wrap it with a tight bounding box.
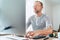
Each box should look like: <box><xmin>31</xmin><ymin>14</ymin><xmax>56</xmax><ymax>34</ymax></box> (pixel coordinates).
<box><xmin>25</xmin><ymin>31</ymin><xmax>34</xmax><ymax>38</ymax></box>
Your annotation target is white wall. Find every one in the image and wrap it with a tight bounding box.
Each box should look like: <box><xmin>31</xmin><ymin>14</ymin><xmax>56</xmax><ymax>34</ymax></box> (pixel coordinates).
<box><xmin>45</xmin><ymin>0</ymin><xmax>60</xmax><ymax>30</ymax></box>
<box><xmin>52</xmin><ymin>5</ymin><xmax>60</xmax><ymax>30</ymax></box>
<box><xmin>0</xmin><ymin>0</ymin><xmax>25</xmax><ymax>35</ymax></box>
<box><xmin>45</xmin><ymin>0</ymin><xmax>53</xmax><ymax>26</ymax></box>
<box><xmin>45</xmin><ymin>1</ymin><xmax>60</xmax><ymax>30</ymax></box>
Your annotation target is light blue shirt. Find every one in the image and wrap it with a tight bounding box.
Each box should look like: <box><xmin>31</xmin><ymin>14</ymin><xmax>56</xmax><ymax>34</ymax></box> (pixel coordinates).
<box><xmin>26</xmin><ymin>14</ymin><xmax>52</xmax><ymax>31</ymax></box>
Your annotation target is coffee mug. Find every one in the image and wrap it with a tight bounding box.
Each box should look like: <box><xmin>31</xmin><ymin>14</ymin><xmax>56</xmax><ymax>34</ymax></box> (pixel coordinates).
<box><xmin>58</xmin><ymin>32</ymin><xmax>60</xmax><ymax>38</ymax></box>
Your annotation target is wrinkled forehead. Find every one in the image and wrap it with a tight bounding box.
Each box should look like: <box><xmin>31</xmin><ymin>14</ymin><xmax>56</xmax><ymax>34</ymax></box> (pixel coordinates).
<box><xmin>34</xmin><ymin>2</ymin><xmax>40</xmax><ymax>5</ymax></box>
<box><xmin>34</xmin><ymin>1</ymin><xmax>43</xmax><ymax>6</ymax></box>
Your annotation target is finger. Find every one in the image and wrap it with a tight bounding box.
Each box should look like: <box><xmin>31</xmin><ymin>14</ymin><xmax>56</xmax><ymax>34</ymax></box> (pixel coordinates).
<box><xmin>25</xmin><ymin>33</ymin><xmax>30</xmax><ymax>38</ymax></box>
<box><xmin>30</xmin><ymin>32</ymin><xmax>34</xmax><ymax>36</ymax></box>
<box><xmin>29</xmin><ymin>35</ymin><xmax>33</xmax><ymax>39</ymax></box>
<box><xmin>27</xmin><ymin>32</ymin><xmax>34</xmax><ymax>36</ymax></box>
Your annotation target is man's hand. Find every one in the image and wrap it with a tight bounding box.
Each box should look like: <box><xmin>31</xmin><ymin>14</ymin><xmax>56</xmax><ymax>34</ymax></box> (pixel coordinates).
<box><xmin>25</xmin><ymin>31</ymin><xmax>35</xmax><ymax>38</ymax></box>
<box><xmin>25</xmin><ymin>31</ymin><xmax>42</xmax><ymax>39</ymax></box>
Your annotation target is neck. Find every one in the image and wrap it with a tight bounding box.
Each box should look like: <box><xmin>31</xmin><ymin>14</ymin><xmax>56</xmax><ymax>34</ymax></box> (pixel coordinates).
<box><xmin>36</xmin><ymin>11</ymin><xmax>42</xmax><ymax>17</ymax></box>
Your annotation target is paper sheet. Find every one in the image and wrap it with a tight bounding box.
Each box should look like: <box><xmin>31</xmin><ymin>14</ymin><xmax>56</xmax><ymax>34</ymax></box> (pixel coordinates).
<box><xmin>0</xmin><ymin>35</ymin><xmax>28</xmax><ymax>40</ymax></box>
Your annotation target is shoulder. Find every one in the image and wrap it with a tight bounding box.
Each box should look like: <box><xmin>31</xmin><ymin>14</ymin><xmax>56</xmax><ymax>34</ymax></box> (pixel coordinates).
<box><xmin>43</xmin><ymin>14</ymin><xmax>49</xmax><ymax>18</ymax></box>
<box><xmin>28</xmin><ymin>15</ymin><xmax>35</xmax><ymax>20</ymax></box>
<box><xmin>42</xmin><ymin>14</ymin><xmax>48</xmax><ymax>17</ymax></box>
<box><xmin>42</xmin><ymin>14</ymin><xmax>50</xmax><ymax>21</ymax></box>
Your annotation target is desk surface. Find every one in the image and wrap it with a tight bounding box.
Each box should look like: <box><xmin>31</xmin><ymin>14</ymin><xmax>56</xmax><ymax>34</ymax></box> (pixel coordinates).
<box><xmin>0</xmin><ymin>34</ymin><xmax>59</xmax><ymax>40</ymax></box>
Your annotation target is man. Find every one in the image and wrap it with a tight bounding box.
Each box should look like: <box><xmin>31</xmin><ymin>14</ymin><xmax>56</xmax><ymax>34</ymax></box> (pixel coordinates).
<box><xmin>25</xmin><ymin>1</ymin><xmax>53</xmax><ymax>38</ymax></box>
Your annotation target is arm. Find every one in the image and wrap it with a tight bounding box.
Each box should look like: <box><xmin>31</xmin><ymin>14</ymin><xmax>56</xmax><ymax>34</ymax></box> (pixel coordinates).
<box><xmin>40</xmin><ymin>26</ymin><xmax>53</xmax><ymax>35</ymax></box>
<box><xmin>26</xmin><ymin>18</ymin><xmax>31</xmax><ymax>33</ymax></box>
<box><xmin>34</xmin><ymin>26</ymin><xmax>53</xmax><ymax>36</ymax></box>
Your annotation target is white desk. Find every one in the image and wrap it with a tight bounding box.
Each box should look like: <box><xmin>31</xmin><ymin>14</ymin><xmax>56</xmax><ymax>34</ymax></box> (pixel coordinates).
<box><xmin>0</xmin><ymin>34</ymin><xmax>59</xmax><ymax>40</ymax></box>
<box><xmin>0</xmin><ymin>34</ymin><xmax>28</xmax><ymax>40</ymax></box>
<box><xmin>0</xmin><ymin>37</ymin><xmax>59</xmax><ymax>40</ymax></box>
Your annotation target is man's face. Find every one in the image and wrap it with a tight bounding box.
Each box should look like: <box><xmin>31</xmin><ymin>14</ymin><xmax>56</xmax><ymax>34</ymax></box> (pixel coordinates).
<box><xmin>34</xmin><ymin>2</ymin><xmax>43</xmax><ymax>13</ymax></box>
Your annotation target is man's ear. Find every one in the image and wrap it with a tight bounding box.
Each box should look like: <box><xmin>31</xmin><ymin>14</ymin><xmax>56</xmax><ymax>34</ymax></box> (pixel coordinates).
<box><xmin>41</xmin><ymin>6</ymin><xmax>43</xmax><ymax>10</ymax></box>
<box><xmin>42</xmin><ymin>6</ymin><xmax>43</xmax><ymax>8</ymax></box>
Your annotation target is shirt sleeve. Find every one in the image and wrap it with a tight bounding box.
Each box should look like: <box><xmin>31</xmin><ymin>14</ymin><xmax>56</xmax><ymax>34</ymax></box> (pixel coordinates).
<box><xmin>26</xmin><ymin>17</ymin><xmax>31</xmax><ymax>30</ymax></box>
